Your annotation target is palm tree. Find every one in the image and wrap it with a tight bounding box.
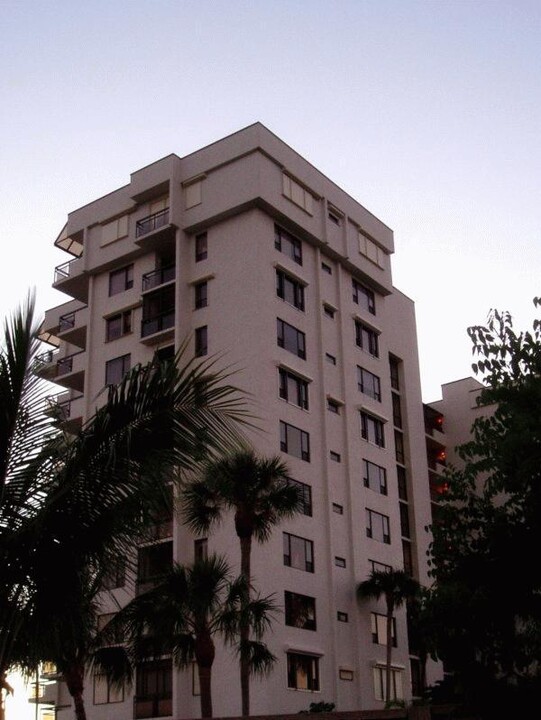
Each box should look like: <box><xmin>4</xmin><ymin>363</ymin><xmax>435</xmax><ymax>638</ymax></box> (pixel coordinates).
<box><xmin>181</xmin><ymin>449</ymin><xmax>301</xmax><ymax>716</ymax></box>
<box><xmin>0</xmin><ymin>297</ymin><xmax>249</xmax><ymax>720</ymax></box>
<box><xmin>106</xmin><ymin>555</ymin><xmax>276</xmax><ymax>718</ymax></box>
<box><xmin>357</xmin><ymin>569</ymin><xmax>420</xmax><ymax>705</ymax></box>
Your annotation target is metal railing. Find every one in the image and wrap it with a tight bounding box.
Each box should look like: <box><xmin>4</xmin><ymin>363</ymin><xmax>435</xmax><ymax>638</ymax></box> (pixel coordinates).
<box><xmin>54</xmin><ymin>258</ymin><xmax>79</xmax><ymax>284</ymax></box>
<box><xmin>136</xmin><ymin>208</ymin><xmax>169</xmax><ymax>238</ymax></box>
<box><xmin>56</xmin><ymin>351</ymin><xmax>84</xmax><ymax>377</ymax></box>
<box><xmin>142</xmin><ymin>265</ymin><xmax>175</xmax><ymax>292</ymax></box>
<box><xmin>34</xmin><ymin>349</ymin><xmax>58</xmax><ymax>372</ymax></box>
<box><xmin>141</xmin><ymin>311</ymin><xmax>175</xmax><ymax>338</ymax></box>
<box><xmin>59</xmin><ymin>311</ymin><xmax>76</xmax><ymax>332</ymax></box>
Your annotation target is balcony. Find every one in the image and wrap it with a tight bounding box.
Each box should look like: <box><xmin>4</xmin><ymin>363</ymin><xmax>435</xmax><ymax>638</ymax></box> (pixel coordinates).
<box><xmin>34</xmin><ymin>349</ymin><xmax>59</xmax><ymax>380</ymax></box>
<box><xmin>53</xmin><ymin>256</ymin><xmax>88</xmax><ymax>302</ymax></box>
<box><xmin>141</xmin><ymin>311</ymin><xmax>175</xmax><ymax>344</ymax></box>
<box><xmin>135</xmin><ymin>208</ymin><xmax>176</xmax><ymax>250</ymax></box>
<box><xmin>142</xmin><ymin>265</ymin><xmax>175</xmax><ymax>293</ymax></box>
<box><xmin>55</xmin><ymin>350</ymin><xmax>85</xmax><ymax>393</ymax></box>
<box><xmin>58</xmin><ymin>305</ymin><xmax>88</xmax><ymax>349</ymax></box>
<box><xmin>46</xmin><ymin>392</ymin><xmax>84</xmax><ymax>433</ymax></box>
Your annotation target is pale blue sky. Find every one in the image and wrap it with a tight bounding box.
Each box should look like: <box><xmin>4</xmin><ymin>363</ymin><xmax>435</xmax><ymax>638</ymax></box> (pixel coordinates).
<box><xmin>1</xmin><ymin>0</ymin><xmax>540</xmax><ymax>401</ymax></box>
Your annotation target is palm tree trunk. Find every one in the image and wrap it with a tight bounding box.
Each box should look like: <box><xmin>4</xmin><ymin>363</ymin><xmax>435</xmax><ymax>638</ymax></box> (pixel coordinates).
<box><xmin>385</xmin><ymin>611</ymin><xmax>393</xmax><ymax>705</ymax></box>
<box><xmin>64</xmin><ymin>665</ymin><xmax>87</xmax><ymax>720</ymax></box>
<box><xmin>198</xmin><ymin>665</ymin><xmax>213</xmax><ymax>718</ymax></box>
<box><xmin>195</xmin><ymin>631</ymin><xmax>216</xmax><ymax>719</ymax></box>
<box><xmin>239</xmin><ymin>534</ymin><xmax>252</xmax><ymax>716</ymax></box>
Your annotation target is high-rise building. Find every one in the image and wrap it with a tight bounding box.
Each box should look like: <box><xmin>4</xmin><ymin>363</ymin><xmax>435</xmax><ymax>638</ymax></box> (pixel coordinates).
<box><xmin>37</xmin><ymin>123</ymin><xmax>441</xmax><ymax>719</ymax></box>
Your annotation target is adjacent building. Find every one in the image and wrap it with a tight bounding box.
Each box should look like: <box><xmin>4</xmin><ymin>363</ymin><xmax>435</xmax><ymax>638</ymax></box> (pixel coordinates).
<box><xmin>37</xmin><ymin>123</ymin><xmax>441</xmax><ymax>719</ymax></box>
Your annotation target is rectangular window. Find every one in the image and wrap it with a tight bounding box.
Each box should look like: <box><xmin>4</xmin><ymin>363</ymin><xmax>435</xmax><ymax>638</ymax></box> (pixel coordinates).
<box><xmin>337</xmin><ymin>612</ymin><xmax>349</xmax><ymax>623</ymax></box>
<box><xmin>389</xmin><ymin>356</ymin><xmax>400</xmax><ymax>391</ymax></box>
<box><xmin>277</xmin><ymin>318</ymin><xmax>306</xmax><ymax>359</ymax></box>
<box><xmin>274</xmin><ymin>225</ymin><xmax>302</xmax><ymax>265</ymax></box>
<box><xmin>357</xmin><ymin>366</ymin><xmax>381</xmax><ymax>401</ymax></box>
<box><xmin>135</xmin><ymin>659</ymin><xmax>172</xmax><ymax>717</ymax></box>
<box><xmin>363</xmin><ymin>460</ymin><xmax>387</xmax><ymax>495</ymax></box>
<box><xmin>325</xmin><ymin>352</ymin><xmax>336</xmax><ymax>365</ymax></box>
<box><xmin>395</xmin><ymin>430</ymin><xmax>405</xmax><ymax>464</ymax></box>
<box><xmin>328</xmin><ymin>209</ymin><xmax>341</xmax><ymax>225</ymax></box>
<box><xmin>276</xmin><ymin>269</ymin><xmax>305</xmax><ymax>311</ymax></box>
<box><xmin>195</xmin><ymin>233</ymin><xmax>208</xmax><ymax>261</ymax></box>
<box><xmin>195</xmin><ymin>326</ymin><xmax>208</xmax><ymax>357</ymax></box>
<box><xmin>332</xmin><ymin>503</ymin><xmax>343</xmax><ymax>514</ymax></box>
<box><xmin>330</xmin><ymin>451</ymin><xmax>341</xmax><ymax>463</ymax></box>
<box><xmin>355</xmin><ymin>320</ymin><xmax>379</xmax><ymax>357</ymax></box>
<box><xmin>105</xmin><ymin>311</ymin><xmax>132</xmax><ymax>342</ymax></box>
<box><xmin>194</xmin><ymin>538</ymin><xmax>208</xmax><ymax>562</ymax></box>
<box><xmin>327</xmin><ymin>398</ymin><xmax>340</xmax><ymax>414</ymax></box>
<box><xmin>93</xmin><ymin>673</ymin><xmax>124</xmax><ymax>705</ymax></box>
<box><xmin>282</xmin><ymin>175</ymin><xmax>314</xmax><ymax>215</ymax></box>
<box><xmin>366</xmin><ymin>509</ymin><xmax>391</xmax><ymax>544</ymax></box>
<box><xmin>279</xmin><ymin>368</ymin><xmax>309</xmax><ymax>409</ymax></box>
<box><xmin>397</xmin><ymin>466</ymin><xmax>408</xmax><ymax>501</ymax></box>
<box><xmin>374</xmin><ymin>666</ymin><xmax>403</xmax><ymax>702</ymax></box>
<box><xmin>400</xmin><ymin>502</ymin><xmax>411</xmax><ymax>538</ymax></box>
<box><xmin>137</xmin><ymin>542</ymin><xmax>173</xmax><ymax>590</ymax></box>
<box><xmin>283</xmin><ymin>532</ymin><xmax>314</xmax><ymax>572</ymax></box>
<box><xmin>280</xmin><ymin>421</ymin><xmax>310</xmax><ymax>461</ymax></box>
<box><xmin>287</xmin><ymin>478</ymin><xmax>312</xmax><ymax>517</ymax></box>
<box><xmin>359</xmin><ymin>232</ymin><xmax>385</xmax><ymax>268</ymax></box>
<box><xmin>335</xmin><ymin>556</ymin><xmax>346</xmax><ymax>568</ymax></box>
<box><xmin>392</xmin><ymin>393</ymin><xmax>403</xmax><ymax>428</ymax></box>
<box><xmin>403</xmin><ymin>540</ymin><xmax>413</xmax><ymax>575</ymax></box>
<box><xmin>101</xmin><ymin>558</ymin><xmax>126</xmax><ymax>590</ymax></box>
<box><xmin>369</xmin><ymin>559</ymin><xmax>392</xmax><ymax>574</ymax></box>
<box><xmin>352</xmin><ymin>279</ymin><xmax>375</xmax><ymax>314</ymax></box>
<box><xmin>109</xmin><ymin>264</ymin><xmax>134</xmax><ymax>296</ymax></box>
<box><xmin>321</xmin><ymin>262</ymin><xmax>332</xmax><ymax>274</ymax></box>
<box><xmin>371</xmin><ymin>612</ymin><xmax>397</xmax><ymax>646</ymax></box>
<box><xmin>360</xmin><ymin>411</ymin><xmax>385</xmax><ymax>448</ymax></box>
<box><xmin>287</xmin><ymin>652</ymin><xmax>319</xmax><ymax>691</ymax></box>
<box><xmin>284</xmin><ymin>591</ymin><xmax>316</xmax><ymax>630</ymax></box>
<box><xmin>194</xmin><ymin>281</ymin><xmax>208</xmax><ymax>309</ymax></box>
<box><xmin>141</xmin><ymin>285</ymin><xmax>175</xmax><ymax>338</ymax></box>
<box><xmin>323</xmin><ymin>304</ymin><xmax>335</xmax><ymax>319</ymax></box>
<box><xmin>105</xmin><ymin>354</ymin><xmax>130</xmax><ymax>386</ymax></box>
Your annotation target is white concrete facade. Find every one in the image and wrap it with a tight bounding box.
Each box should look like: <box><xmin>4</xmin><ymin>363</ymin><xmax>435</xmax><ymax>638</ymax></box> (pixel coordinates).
<box><xmin>40</xmin><ymin>123</ymin><xmax>438</xmax><ymax>719</ymax></box>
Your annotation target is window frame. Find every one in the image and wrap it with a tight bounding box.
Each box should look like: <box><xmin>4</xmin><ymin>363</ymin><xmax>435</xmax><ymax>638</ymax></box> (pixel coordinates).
<box><xmin>284</xmin><ymin>590</ymin><xmax>316</xmax><ymax>631</ymax></box>
<box><xmin>195</xmin><ymin>326</ymin><xmax>208</xmax><ymax>357</ymax></box>
<box><xmin>286</xmin><ymin>477</ymin><xmax>312</xmax><ymax>517</ymax></box>
<box><xmin>363</xmin><ymin>459</ymin><xmax>388</xmax><ymax>495</ymax></box>
<box><xmin>276</xmin><ymin>269</ymin><xmax>305</xmax><ymax>311</ymax></box>
<box><xmin>352</xmin><ymin>278</ymin><xmax>376</xmax><ymax>314</ymax></box>
<box><xmin>280</xmin><ymin>421</ymin><xmax>310</xmax><ymax>462</ymax></box>
<box><xmin>366</xmin><ymin>508</ymin><xmax>391</xmax><ymax>544</ymax></box>
<box><xmin>355</xmin><ymin>320</ymin><xmax>379</xmax><ymax>357</ymax></box>
<box><xmin>277</xmin><ymin>318</ymin><xmax>306</xmax><ymax>359</ymax></box>
<box><xmin>194</xmin><ymin>281</ymin><xmax>208</xmax><ymax>309</ymax></box>
<box><xmin>371</xmin><ymin>611</ymin><xmax>397</xmax><ymax>646</ymax></box>
<box><xmin>195</xmin><ymin>233</ymin><xmax>208</xmax><ymax>262</ymax></box>
<box><xmin>279</xmin><ymin>368</ymin><xmax>309</xmax><ymax>410</ymax></box>
<box><xmin>357</xmin><ymin>366</ymin><xmax>381</xmax><ymax>401</ymax></box>
<box><xmin>283</xmin><ymin>532</ymin><xmax>314</xmax><ymax>573</ymax></box>
<box><xmin>105</xmin><ymin>354</ymin><xmax>131</xmax><ymax>386</ymax></box>
<box><xmin>109</xmin><ymin>264</ymin><xmax>134</xmax><ymax>296</ymax></box>
<box><xmin>274</xmin><ymin>225</ymin><xmax>302</xmax><ymax>265</ymax></box>
<box><xmin>360</xmin><ymin>411</ymin><xmax>385</xmax><ymax>448</ymax></box>
<box><xmin>105</xmin><ymin>310</ymin><xmax>132</xmax><ymax>342</ymax></box>
<box><xmin>286</xmin><ymin>652</ymin><xmax>319</xmax><ymax>691</ymax></box>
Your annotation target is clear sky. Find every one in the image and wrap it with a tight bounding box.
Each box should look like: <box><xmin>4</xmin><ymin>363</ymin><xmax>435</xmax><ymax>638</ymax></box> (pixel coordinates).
<box><xmin>1</xmin><ymin>0</ymin><xmax>540</xmax><ymax>402</ymax></box>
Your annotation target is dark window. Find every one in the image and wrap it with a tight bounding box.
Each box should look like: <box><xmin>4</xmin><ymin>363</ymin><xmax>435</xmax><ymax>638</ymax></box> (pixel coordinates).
<box><xmin>135</xmin><ymin>659</ymin><xmax>172</xmax><ymax>718</ymax></box>
<box><xmin>327</xmin><ymin>398</ymin><xmax>340</xmax><ymax>414</ymax></box>
<box><xmin>369</xmin><ymin>559</ymin><xmax>392</xmax><ymax>574</ymax></box>
<box><xmin>155</xmin><ymin>345</ymin><xmax>174</xmax><ymax>364</ymax></box>
<box><xmin>287</xmin><ymin>652</ymin><xmax>319</xmax><ymax>690</ymax></box>
<box><xmin>357</xmin><ymin>366</ymin><xmax>381</xmax><ymax>401</ymax></box>
<box><xmin>93</xmin><ymin>673</ymin><xmax>124</xmax><ymax>705</ymax></box>
<box><xmin>106</xmin><ymin>311</ymin><xmax>132</xmax><ymax>341</ymax></box>
<box><xmin>194</xmin><ymin>538</ymin><xmax>208</xmax><ymax>562</ymax></box>
<box><xmin>400</xmin><ymin>502</ymin><xmax>411</xmax><ymax>538</ymax></box>
<box><xmin>335</xmin><ymin>556</ymin><xmax>346</xmax><ymax>568</ymax></box>
<box><xmin>195</xmin><ymin>233</ymin><xmax>207</xmax><ymax>262</ymax></box>
<box><xmin>105</xmin><ymin>354</ymin><xmax>130</xmax><ymax>386</ymax></box>
<box><xmin>325</xmin><ymin>352</ymin><xmax>336</xmax><ymax>365</ymax></box>
<box><xmin>283</xmin><ymin>532</ymin><xmax>314</xmax><ymax>572</ymax></box>
<box><xmin>137</xmin><ymin>542</ymin><xmax>173</xmax><ymax>590</ymax></box>
<box><xmin>109</xmin><ymin>265</ymin><xmax>134</xmax><ymax>296</ymax></box>
<box><xmin>285</xmin><ymin>591</ymin><xmax>316</xmax><ymax>630</ymax></box>
<box><xmin>392</xmin><ymin>393</ymin><xmax>403</xmax><ymax>428</ymax></box>
<box><xmin>389</xmin><ymin>356</ymin><xmax>400</xmax><ymax>391</ymax></box>
<box><xmin>328</xmin><ymin>209</ymin><xmax>341</xmax><ymax>225</ymax></box>
<box><xmin>332</xmin><ymin>503</ymin><xmax>343</xmax><ymax>514</ymax></box>
<box><xmin>279</xmin><ymin>368</ymin><xmax>309</xmax><ymax>409</ymax></box>
<box><xmin>276</xmin><ymin>270</ymin><xmax>305</xmax><ymax>311</ymax></box>
<box><xmin>323</xmin><ymin>304</ymin><xmax>335</xmax><ymax>319</ymax></box>
<box><xmin>321</xmin><ymin>262</ymin><xmax>332</xmax><ymax>274</ymax></box>
<box><xmin>366</xmin><ymin>509</ymin><xmax>390</xmax><ymax>544</ymax></box>
<box><xmin>194</xmin><ymin>281</ymin><xmax>208</xmax><ymax>309</ymax></box>
<box><xmin>330</xmin><ymin>451</ymin><xmax>341</xmax><ymax>463</ymax></box>
<box><xmin>395</xmin><ymin>430</ymin><xmax>405</xmax><ymax>464</ymax></box>
<box><xmin>277</xmin><ymin>318</ymin><xmax>306</xmax><ymax>359</ymax></box>
<box><xmin>360</xmin><ymin>411</ymin><xmax>385</xmax><ymax>447</ymax></box>
<box><xmin>352</xmin><ymin>278</ymin><xmax>375</xmax><ymax>314</ymax></box>
<box><xmin>337</xmin><ymin>611</ymin><xmax>349</xmax><ymax>622</ymax></box>
<box><xmin>363</xmin><ymin>460</ymin><xmax>387</xmax><ymax>495</ymax></box>
<box><xmin>397</xmin><ymin>466</ymin><xmax>408</xmax><ymax>501</ymax></box>
<box><xmin>141</xmin><ymin>286</ymin><xmax>175</xmax><ymax>338</ymax></box>
<box><xmin>371</xmin><ymin>612</ymin><xmax>396</xmax><ymax>646</ymax></box>
<box><xmin>355</xmin><ymin>320</ymin><xmax>379</xmax><ymax>357</ymax></box>
<box><xmin>275</xmin><ymin>225</ymin><xmax>302</xmax><ymax>265</ymax></box>
<box><xmin>403</xmin><ymin>539</ymin><xmax>413</xmax><ymax>575</ymax></box>
<box><xmin>195</xmin><ymin>326</ymin><xmax>208</xmax><ymax>357</ymax></box>
<box><xmin>287</xmin><ymin>478</ymin><xmax>312</xmax><ymax>516</ymax></box>
<box><xmin>280</xmin><ymin>421</ymin><xmax>310</xmax><ymax>461</ymax></box>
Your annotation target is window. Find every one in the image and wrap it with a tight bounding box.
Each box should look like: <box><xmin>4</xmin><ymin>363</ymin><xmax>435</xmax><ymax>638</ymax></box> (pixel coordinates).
<box><xmin>339</xmin><ymin>668</ymin><xmax>354</xmax><ymax>681</ymax></box>
<box><xmin>106</xmin><ymin>311</ymin><xmax>132</xmax><ymax>341</ymax></box>
<box><xmin>389</xmin><ymin>356</ymin><xmax>400</xmax><ymax>391</ymax></box>
<box><xmin>275</xmin><ymin>225</ymin><xmax>302</xmax><ymax>264</ymax></box>
<box><xmin>101</xmin><ymin>558</ymin><xmax>126</xmax><ymax>590</ymax></box>
<box><xmin>323</xmin><ymin>304</ymin><xmax>335</xmax><ymax>319</ymax></box>
<box><xmin>321</xmin><ymin>262</ymin><xmax>332</xmax><ymax>274</ymax></box>
<box><xmin>363</xmin><ymin>460</ymin><xmax>387</xmax><ymax>495</ymax></box>
<box><xmin>397</xmin><ymin>466</ymin><xmax>408</xmax><ymax>501</ymax></box>
<box><xmin>371</xmin><ymin>612</ymin><xmax>397</xmax><ymax>646</ymax></box>
<box><xmin>195</xmin><ymin>232</ymin><xmax>208</xmax><ymax>261</ymax></box>
<box><xmin>327</xmin><ymin>398</ymin><xmax>340</xmax><ymax>414</ymax></box>
<box><xmin>276</xmin><ymin>270</ymin><xmax>305</xmax><ymax>311</ymax></box>
<box><xmin>403</xmin><ymin>540</ymin><xmax>413</xmax><ymax>575</ymax></box>
<box><xmin>287</xmin><ymin>652</ymin><xmax>319</xmax><ymax>691</ymax></box>
<box><xmin>109</xmin><ymin>264</ymin><xmax>134</xmax><ymax>296</ymax></box>
<box><xmin>285</xmin><ymin>591</ymin><xmax>316</xmax><ymax>630</ymax></box>
<box><xmin>195</xmin><ymin>326</ymin><xmax>208</xmax><ymax>357</ymax></box>
<box><xmin>194</xmin><ymin>281</ymin><xmax>208</xmax><ymax>309</ymax></box>
<box><xmin>337</xmin><ymin>612</ymin><xmax>349</xmax><ymax>623</ymax></box>
<box><xmin>373</xmin><ymin>666</ymin><xmax>403</xmax><ymax>702</ymax></box>
<box><xmin>105</xmin><ymin>354</ymin><xmax>130</xmax><ymax>386</ymax></box>
<box><xmin>101</xmin><ymin>214</ymin><xmax>128</xmax><ymax>247</ymax></box>
<box><xmin>283</xmin><ymin>532</ymin><xmax>314</xmax><ymax>572</ymax></box>
<box><xmin>194</xmin><ymin>538</ymin><xmax>208</xmax><ymax>562</ymax></box>
<box><xmin>287</xmin><ymin>478</ymin><xmax>312</xmax><ymax>516</ymax></box>
<box><xmin>185</xmin><ymin>180</ymin><xmax>202</xmax><ymax>209</ymax></box>
<box><xmin>359</xmin><ymin>232</ymin><xmax>385</xmax><ymax>269</ymax></box>
<box><xmin>394</xmin><ymin>430</ymin><xmax>405</xmax><ymax>464</ymax></box>
<box><xmin>137</xmin><ymin>542</ymin><xmax>173</xmax><ymax>590</ymax></box>
<box><xmin>332</xmin><ymin>503</ymin><xmax>343</xmax><ymax>514</ymax></box>
<box><xmin>325</xmin><ymin>352</ymin><xmax>336</xmax><ymax>365</ymax></box>
<box><xmin>360</xmin><ymin>411</ymin><xmax>385</xmax><ymax>447</ymax></box>
<box><xmin>330</xmin><ymin>451</ymin><xmax>341</xmax><ymax>463</ymax></box>
<box><xmin>392</xmin><ymin>393</ymin><xmax>402</xmax><ymax>428</ymax></box>
<box><xmin>328</xmin><ymin>208</ymin><xmax>341</xmax><ymax>225</ymax></box>
<box><xmin>280</xmin><ymin>421</ymin><xmax>310</xmax><ymax>461</ymax></box>
<box><xmin>93</xmin><ymin>673</ymin><xmax>124</xmax><ymax>705</ymax></box>
<box><xmin>277</xmin><ymin>319</ymin><xmax>306</xmax><ymax>359</ymax></box>
<box><xmin>279</xmin><ymin>368</ymin><xmax>309</xmax><ymax>409</ymax></box>
<box><xmin>369</xmin><ymin>559</ymin><xmax>392</xmax><ymax>574</ymax></box>
<box><xmin>357</xmin><ymin>366</ymin><xmax>381</xmax><ymax>401</ymax></box>
<box><xmin>335</xmin><ymin>556</ymin><xmax>346</xmax><ymax>568</ymax></box>
<box><xmin>366</xmin><ymin>509</ymin><xmax>391</xmax><ymax>544</ymax></box>
<box><xmin>282</xmin><ymin>175</ymin><xmax>314</xmax><ymax>215</ymax></box>
<box><xmin>400</xmin><ymin>503</ymin><xmax>411</xmax><ymax>538</ymax></box>
<box><xmin>352</xmin><ymin>279</ymin><xmax>375</xmax><ymax>314</ymax></box>
<box><xmin>141</xmin><ymin>286</ymin><xmax>175</xmax><ymax>338</ymax></box>
<box><xmin>355</xmin><ymin>320</ymin><xmax>379</xmax><ymax>357</ymax></box>
<box><xmin>135</xmin><ymin>659</ymin><xmax>173</xmax><ymax>718</ymax></box>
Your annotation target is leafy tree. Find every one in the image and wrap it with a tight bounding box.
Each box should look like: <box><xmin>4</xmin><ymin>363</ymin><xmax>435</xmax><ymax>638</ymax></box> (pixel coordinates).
<box><xmin>105</xmin><ymin>554</ymin><xmax>277</xmax><ymax>718</ymax></box>
<box><xmin>357</xmin><ymin>569</ymin><xmax>420</xmax><ymax>705</ymax></box>
<box><xmin>427</xmin><ymin>299</ymin><xmax>541</xmax><ymax>716</ymax></box>
<box><xmin>181</xmin><ymin>449</ymin><xmax>301</xmax><ymax>716</ymax></box>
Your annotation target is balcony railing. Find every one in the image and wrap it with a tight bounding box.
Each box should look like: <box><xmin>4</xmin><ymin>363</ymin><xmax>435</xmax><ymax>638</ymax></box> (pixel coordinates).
<box><xmin>136</xmin><ymin>209</ymin><xmax>170</xmax><ymax>239</ymax></box>
<box><xmin>56</xmin><ymin>351</ymin><xmax>84</xmax><ymax>377</ymax></box>
<box><xmin>142</xmin><ymin>265</ymin><xmax>175</xmax><ymax>292</ymax></box>
<box><xmin>54</xmin><ymin>258</ymin><xmax>80</xmax><ymax>284</ymax></box>
<box><xmin>34</xmin><ymin>349</ymin><xmax>58</xmax><ymax>373</ymax></box>
<box><xmin>141</xmin><ymin>311</ymin><xmax>175</xmax><ymax>339</ymax></box>
<box><xmin>59</xmin><ymin>311</ymin><xmax>76</xmax><ymax>332</ymax></box>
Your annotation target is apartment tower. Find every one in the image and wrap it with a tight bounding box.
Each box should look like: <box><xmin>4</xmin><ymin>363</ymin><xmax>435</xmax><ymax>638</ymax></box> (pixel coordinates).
<box><xmin>38</xmin><ymin>124</ymin><xmax>439</xmax><ymax>719</ymax></box>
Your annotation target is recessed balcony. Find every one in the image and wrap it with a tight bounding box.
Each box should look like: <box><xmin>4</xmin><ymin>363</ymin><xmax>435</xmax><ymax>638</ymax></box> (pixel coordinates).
<box><xmin>140</xmin><ymin>311</ymin><xmax>175</xmax><ymax>345</ymax></box>
<box><xmin>53</xmin><ymin>256</ymin><xmax>88</xmax><ymax>303</ymax></box>
<box><xmin>142</xmin><ymin>265</ymin><xmax>175</xmax><ymax>293</ymax></box>
<box><xmin>135</xmin><ymin>208</ymin><xmax>176</xmax><ymax>250</ymax></box>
